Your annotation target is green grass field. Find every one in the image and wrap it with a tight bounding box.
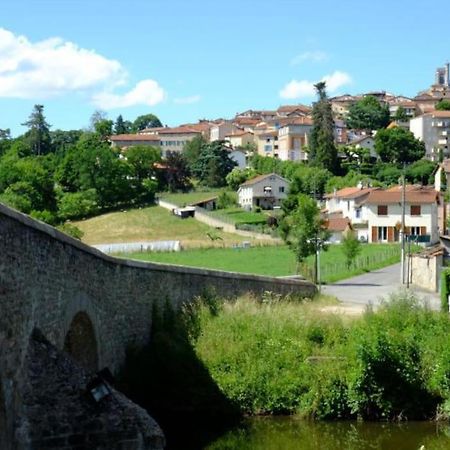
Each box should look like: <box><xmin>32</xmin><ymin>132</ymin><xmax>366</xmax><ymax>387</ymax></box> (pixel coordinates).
<box><xmin>123</xmin><ymin>243</ymin><xmax>402</xmax><ymax>282</ymax></box>
<box><xmin>72</xmin><ymin>205</ymin><xmax>266</xmax><ymax>247</ymax></box>
<box><xmin>209</xmin><ymin>207</ymin><xmax>268</xmax><ymax>225</ymax></box>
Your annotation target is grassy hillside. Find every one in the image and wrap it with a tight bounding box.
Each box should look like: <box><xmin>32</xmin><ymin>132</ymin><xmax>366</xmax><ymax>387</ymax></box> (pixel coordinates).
<box><xmin>73</xmin><ymin>205</ymin><xmax>271</xmax><ymax>248</ymax></box>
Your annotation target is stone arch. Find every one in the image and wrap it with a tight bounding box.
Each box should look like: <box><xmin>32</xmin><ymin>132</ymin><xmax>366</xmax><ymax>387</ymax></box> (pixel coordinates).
<box><xmin>63</xmin><ymin>311</ymin><xmax>99</xmax><ymax>372</ymax></box>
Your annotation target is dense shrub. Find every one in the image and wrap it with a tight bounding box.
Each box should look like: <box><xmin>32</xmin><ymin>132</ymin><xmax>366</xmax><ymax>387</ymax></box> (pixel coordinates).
<box><xmin>191</xmin><ymin>293</ymin><xmax>450</xmax><ymax>420</ymax></box>
<box><xmin>57</xmin><ymin>189</ymin><xmax>99</xmax><ymax>220</ymax></box>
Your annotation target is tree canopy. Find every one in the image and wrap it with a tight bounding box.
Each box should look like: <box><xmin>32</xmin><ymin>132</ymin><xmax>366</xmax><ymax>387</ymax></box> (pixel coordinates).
<box><xmin>346</xmin><ymin>96</ymin><xmax>390</xmax><ymax>131</ymax></box>
<box><xmin>436</xmin><ymin>99</ymin><xmax>450</xmax><ymax>111</ymax></box>
<box><xmin>132</xmin><ymin>114</ymin><xmax>162</xmax><ymax>132</ymax></box>
<box><xmin>374</xmin><ymin>127</ymin><xmax>425</xmax><ymax>165</ymax></box>
<box><xmin>192</xmin><ymin>140</ymin><xmax>237</xmax><ymax>187</ymax></box>
<box><xmin>279</xmin><ymin>193</ymin><xmax>329</xmax><ymax>265</ymax></box>
<box><xmin>309</xmin><ymin>82</ymin><xmax>339</xmax><ymax>174</ymax></box>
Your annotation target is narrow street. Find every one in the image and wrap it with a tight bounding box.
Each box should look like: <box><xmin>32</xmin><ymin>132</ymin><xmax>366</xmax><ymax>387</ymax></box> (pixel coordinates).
<box><xmin>321</xmin><ymin>263</ymin><xmax>441</xmax><ymax>310</ymax></box>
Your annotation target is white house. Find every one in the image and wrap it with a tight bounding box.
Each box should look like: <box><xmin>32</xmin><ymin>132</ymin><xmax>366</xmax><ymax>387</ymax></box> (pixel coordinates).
<box><xmin>348</xmin><ymin>135</ymin><xmax>376</xmax><ymax>158</ymax></box>
<box><xmin>324</xmin><ymin>186</ymin><xmax>378</xmax><ymax>241</ymax></box>
<box><xmin>361</xmin><ymin>187</ymin><xmax>440</xmax><ymax>244</ymax></box>
<box><xmin>238</xmin><ymin>173</ymin><xmax>289</xmax><ymax>210</ymax></box>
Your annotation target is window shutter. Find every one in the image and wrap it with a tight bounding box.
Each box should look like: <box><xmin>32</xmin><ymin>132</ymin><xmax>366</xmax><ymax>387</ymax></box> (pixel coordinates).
<box><xmin>372</xmin><ymin>227</ymin><xmax>378</xmax><ymax>242</ymax></box>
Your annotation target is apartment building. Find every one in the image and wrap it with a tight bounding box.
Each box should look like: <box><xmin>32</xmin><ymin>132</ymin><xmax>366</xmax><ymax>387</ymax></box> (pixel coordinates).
<box><xmin>277</xmin><ymin>117</ymin><xmax>313</xmax><ymax>161</ymax></box>
<box><xmin>410</xmin><ymin>111</ymin><xmax>450</xmax><ymax>161</ymax></box>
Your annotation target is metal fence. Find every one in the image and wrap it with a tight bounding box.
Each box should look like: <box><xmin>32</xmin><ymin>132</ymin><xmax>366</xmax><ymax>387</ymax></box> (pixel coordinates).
<box><xmin>300</xmin><ymin>246</ymin><xmax>401</xmax><ymax>282</ymax></box>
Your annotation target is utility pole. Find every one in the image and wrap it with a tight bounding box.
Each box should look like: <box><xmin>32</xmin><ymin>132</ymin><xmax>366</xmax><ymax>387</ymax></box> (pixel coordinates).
<box><xmin>400</xmin><ymin>165</ymin><xmax>406</xmax><ymax>283</ymax></box>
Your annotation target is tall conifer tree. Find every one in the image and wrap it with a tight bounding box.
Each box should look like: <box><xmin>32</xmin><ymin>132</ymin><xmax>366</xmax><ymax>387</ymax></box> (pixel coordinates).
<box><xmin>309</xmin><ymin>82</ymin><xmax>338</xmax><ymax>174</ymax></box>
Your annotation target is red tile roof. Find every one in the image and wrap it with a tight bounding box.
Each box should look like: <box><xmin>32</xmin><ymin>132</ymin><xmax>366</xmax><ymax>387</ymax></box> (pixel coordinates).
<box><xmin>363</xmin><ymin>189</ymin><xmax>439</xmax><ymax>204</ymax></box>
<box><xmin>110</xmin><ymin>134</ymin><xmax>160</xmax><ymax>141</ymax></box>
<box><xmin>240</xmin><ymin>173</ymin><xmax>288</xmax><ymax>187</ymax></box>
<box><xmin>278</xmin><ymin>116</ymin><xmax>313</xmax><ymax>126</ymax></box>
<box><xmin>325</xmin><ymin>187</ymin><xmax>378</xmax><ymax>200</ymax></box>
<box><xmin>277</xmin><ymin>104</ymin><xmax>312</xmax><ymax>114</ymax></box>
<box><xmin>325</xmin><ymin>217</ymin><xmax>351</xmax><ymax>232</ymax></box>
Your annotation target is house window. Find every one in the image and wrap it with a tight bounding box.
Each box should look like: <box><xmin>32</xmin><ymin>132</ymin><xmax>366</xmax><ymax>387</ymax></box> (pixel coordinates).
<box><xmin>279</xmin><ymin>186</ymin><xmax>285</xmax><ymax>193</ymax></box>
<box><xmin>263</xmin><ymin>186</ymin><xmax>272</xmax><ymax>194</ymax></box>
<box><xmin>377</xmin><ymin>205</ymin><xmax>388</xmax><ymax>216</ymax></box>
<box><xmin>264</xmin><ymin>145</ymin><xmax>272</xmax><ymax>152</ymax></box>
<box><xmin>410</xmin><ymin>205</ymin><xmax>421</xmax><ymax>216</ymax></box>
<box><xmin>378</xmin><ymin>226</ymin><xmax>388</xmax><ymax>241</ymax></box>
<box><xmin>410</xmin><ymin>226</ymin><xmax>421</xmax><ymax>236</ymax></box>
<box><xmin>355</xmin><ymin>208</ymin><xmax>361</xmax><ymax>218</ymax></box>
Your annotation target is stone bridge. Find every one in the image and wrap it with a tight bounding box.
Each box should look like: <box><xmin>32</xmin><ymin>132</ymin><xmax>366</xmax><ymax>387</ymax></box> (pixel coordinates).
<box><xmin>0</xmin><ymin>203</ymin><xmax>316</xmax><ymax>449</ymax></box>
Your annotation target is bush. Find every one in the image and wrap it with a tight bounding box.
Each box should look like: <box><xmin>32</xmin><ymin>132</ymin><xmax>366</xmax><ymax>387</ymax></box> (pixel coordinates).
<box><xmin>191</xmin><ymin>293</ymin><xmax>450</xmax><ymax>420</ymax></box>
<box><xmin>57</xmin><ymin>189</ymin><xmax>99</xmax><ymax>220</ymax></box>
<box><xmin>56</xmin><ymin>222</ymin><xmax>84</xmax><ymax>240</ymax></box>
<box><xmin>30</xmin><ymin>209</ymin><xmax>58</xmax><ymax>225</ymax></box>
<box><xmin>441</xmin><ymin>269</ymin><xmax>450</xmax><ymax>313</ymax></box>
<box><xmin>216</xmin><ymin>191</ymin><xmax>237</xmax><ymax>210</ymax></box>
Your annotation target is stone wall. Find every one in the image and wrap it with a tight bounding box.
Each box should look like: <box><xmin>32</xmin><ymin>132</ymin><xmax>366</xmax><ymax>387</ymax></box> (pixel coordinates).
<box><xmin>0</xmin><ymin>203</ymin><xmax>316</xmax><ymax>447</ymax></box>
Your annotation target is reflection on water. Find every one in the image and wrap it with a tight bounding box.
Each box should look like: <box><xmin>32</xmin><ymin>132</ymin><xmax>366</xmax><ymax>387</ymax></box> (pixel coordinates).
<box><xmin>204</xmin><ymin>417</ymin><xmax>450</xmax><ymax>450</ymax></box>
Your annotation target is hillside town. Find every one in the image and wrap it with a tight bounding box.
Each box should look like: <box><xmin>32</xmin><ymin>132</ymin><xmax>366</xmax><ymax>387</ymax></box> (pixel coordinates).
<box><xmin>110</xmin><ymin>62</ymin><xmax>450</xmax><ymax>163</ymax></box>
<box><xmin>3</xmin><ymin>1</ymin><xmax>450</xmax><ymax>446</ymax></box>
<box><xmin>105</xmin><ymin>63</ymin><xmax>450</xmax><ymax>296</ymax></box>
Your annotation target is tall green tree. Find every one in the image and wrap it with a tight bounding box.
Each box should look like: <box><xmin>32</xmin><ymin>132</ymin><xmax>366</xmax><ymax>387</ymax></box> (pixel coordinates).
<box><xmin>94</xmin><ymin>119</ymin><xmax>114</xmax><ymax>140</ymax></box>
<box><xmin>374</xmin><ymin>127</ymin><xmax>425</xmax><ymax>165</ymax></box>
<box><xmin>132</xmin><ymin>114</ymin><xmax>162</xmax><ymax>132</ymax></box>
<box><xmin>114</xmin><ymin>115</ymin><xmax>132</xmax><ymax>134</ymax></box>
<box><xmin>309</xmin><ymin>82</ymin><xmax>339</xmax><ymax>174</ymax></box>
<box><xmin>22</xmin><ymin>104</ymin><xmax>52</xmax><ymax>155</ymax></box>
<box><xmin>125</xmin><ymin>145</ymin><xmax>161</xmax><ymax>181</ymax></box>
<box><xmin>162</xmin><ymin>152</ymin><xmax>192</xmax><ymax>192</ymax></box>
<box><xmin>183</xmin><ymin>135</ymin><xmax>207</xmax><ymax>170</ymax></box>
<box><xmin>279</xmin><ymin>193</ymin><xmax>329</xmax><ymax>267</ymax></box>
<box><xmin>341</xmin><ymin>232</ymin><xmax>361</xmax><ymax>269</ymax></box>
<box><xmin>192</xmin><ymin>140</ymin><xmax>237</xmax><ymax>187</ymax></box>
<box><xmin>346</xmin><ymin>96</ymin><xmax>390</xmax><ymax>131</ymax></box>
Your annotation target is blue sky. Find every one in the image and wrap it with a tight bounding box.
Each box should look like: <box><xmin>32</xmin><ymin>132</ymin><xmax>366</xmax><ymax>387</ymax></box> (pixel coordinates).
<box><xmin>1</xmin><ymin>0</ymin><xmax>447</xmax><ymax>136</ymax></box>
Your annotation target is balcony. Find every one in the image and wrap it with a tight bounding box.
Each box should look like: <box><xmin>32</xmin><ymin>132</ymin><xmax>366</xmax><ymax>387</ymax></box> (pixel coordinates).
<box><xmin>442</xmin><ymin>130</ymin><xmax>448</xmax><ymax>136</ymax></box>
<box><xmin>438</xmin><ymin>139</ymin><xmax>448</xmax><ymax>145</ymax></box>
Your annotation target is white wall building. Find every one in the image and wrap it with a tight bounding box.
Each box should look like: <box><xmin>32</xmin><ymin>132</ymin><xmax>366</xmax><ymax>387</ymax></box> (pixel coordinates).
<box><xmin>238</xmin><ymin>173</ymin><xmax>289</xmax><ymax>210</ymax></box>
<box><xmin>361</xmin><ymin>189</ymin><xmax>440</xmax><ymax>244</ymax></box>
<box><xmin>410</xmin><ymin>111</ymin><xmax>450</xmax><ymax>161</ymax></box>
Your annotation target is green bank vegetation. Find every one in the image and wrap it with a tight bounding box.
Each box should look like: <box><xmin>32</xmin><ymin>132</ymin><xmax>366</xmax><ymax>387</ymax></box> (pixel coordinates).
<box><xmin>121</xmin><ymin>293</ymin><xmax>450</xmax><ymax>426</ymax></box>
<box><xmin>190</xmin><ymin>293</ymin><xmax>450</xmax><ymax>420</ymax></box>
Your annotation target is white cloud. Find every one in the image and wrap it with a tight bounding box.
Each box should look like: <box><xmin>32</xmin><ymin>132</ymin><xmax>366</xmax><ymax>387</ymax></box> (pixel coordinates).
<box><xmin>290</xmin><ymin>50</ymin><xmax>328</xmax><ymax>66</ymax></box>
<box><xmin>0</xmin><ymin>28</ymin><xmax>166</xmax><ymax>109</ymax></box>
<box><xmin>173</xmin><ymin>95</ymin><xmax>201</xmax><ymax>105</ymax></box>
<box><xmin>92</xmin><ymin>79</ymin><xmax>166</xmax><ymax>109</ymax></box>
<box><xmin>279</xmin><ymin>71</ymin><xmax>352</xmax><ymax>99</ymax></box>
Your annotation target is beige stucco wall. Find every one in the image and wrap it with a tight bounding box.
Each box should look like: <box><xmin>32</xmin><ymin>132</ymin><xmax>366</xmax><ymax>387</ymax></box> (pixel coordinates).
<box><xmin>410</xmin><ymin>253</ymin><xmax>442</xmax><ymax>292</ymax></box>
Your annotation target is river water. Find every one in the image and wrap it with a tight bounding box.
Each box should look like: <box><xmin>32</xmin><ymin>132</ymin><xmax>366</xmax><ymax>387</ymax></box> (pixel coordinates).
<box><xmin>200</xmin><ymin>417</ymin><xmax>450</xmax><ymax>450</ymax></box>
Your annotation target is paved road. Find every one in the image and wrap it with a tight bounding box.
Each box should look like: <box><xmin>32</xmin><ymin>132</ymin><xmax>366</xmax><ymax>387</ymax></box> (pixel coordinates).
<box><xmin>322</xmin><ymin>263</ymin><xmax>441</xmax><ymax>310</ymax></box>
